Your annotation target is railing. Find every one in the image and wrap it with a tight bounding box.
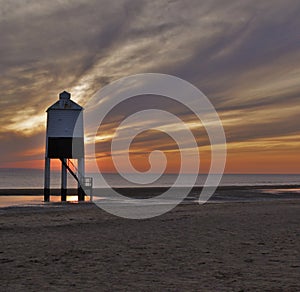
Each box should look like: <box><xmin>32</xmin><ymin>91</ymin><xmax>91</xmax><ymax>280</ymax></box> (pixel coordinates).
<box><xmin>81</xmin><ymin>177</ymin><xmax>93</xmax><ymax>189</ymax></box>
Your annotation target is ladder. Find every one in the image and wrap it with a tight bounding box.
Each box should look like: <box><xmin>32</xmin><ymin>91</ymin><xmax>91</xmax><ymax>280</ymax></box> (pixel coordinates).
<box><xmin>60</xmin><ymin>158</ymin><xmax>93</xmax><ymax>200</ymax></box>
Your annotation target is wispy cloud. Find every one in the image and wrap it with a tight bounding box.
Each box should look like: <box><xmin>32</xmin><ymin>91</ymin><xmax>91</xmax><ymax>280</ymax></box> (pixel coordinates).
<box><xmin>1</xmin><ymin>0</ymin><xmax>300</xmax><ymax>172</ymax></box>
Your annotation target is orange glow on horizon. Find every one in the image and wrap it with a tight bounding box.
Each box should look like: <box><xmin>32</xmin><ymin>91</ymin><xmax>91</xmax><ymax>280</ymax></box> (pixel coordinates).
<box><xmin>2</xmin><ymin>144</ymin><xmax>300</xmax><ymax>174</ymax></box>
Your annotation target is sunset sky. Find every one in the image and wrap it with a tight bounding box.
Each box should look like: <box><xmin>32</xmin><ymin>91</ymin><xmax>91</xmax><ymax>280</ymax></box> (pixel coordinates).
<box><xmin>0</xmin><ymin>0</ymin><xmax>300</xmax><ymax>174</ymax></box>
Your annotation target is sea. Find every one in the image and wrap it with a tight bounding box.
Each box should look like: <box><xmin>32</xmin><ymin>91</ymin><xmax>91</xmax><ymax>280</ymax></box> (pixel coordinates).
<box><xmin>0</xmin><ymin>168</ymin><xmax>299</xmax><ymax>208</ymax></box>
<box><xmin>1</xmin><ymin>168</ymin><xmax>300</xmax><ymax>189</ymax></box>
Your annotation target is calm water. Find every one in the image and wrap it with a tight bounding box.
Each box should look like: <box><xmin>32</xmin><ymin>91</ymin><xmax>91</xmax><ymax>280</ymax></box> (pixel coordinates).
<box><xmin>0</xmin><ymin>169</ymin><xmax>299</xmax><ymax>208</ymax></box>
<box><xmin>0</xmin><ymin>168</ymin><xmax>299</xmax><ymax>189</ymax></box>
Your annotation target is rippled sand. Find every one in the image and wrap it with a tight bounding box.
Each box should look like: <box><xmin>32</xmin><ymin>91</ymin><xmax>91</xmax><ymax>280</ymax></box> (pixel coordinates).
<box><xmin>1</xmin><ymin>200</ymin><xmax>300</xmax><ymax>291</ymax></box>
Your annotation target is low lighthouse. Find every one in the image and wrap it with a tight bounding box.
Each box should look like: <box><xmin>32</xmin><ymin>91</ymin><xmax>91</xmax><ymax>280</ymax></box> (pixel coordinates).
<box><xmin>44</xmin><ymin>91</ymin><xmax>90</xmax><ymax>202</ymax></box>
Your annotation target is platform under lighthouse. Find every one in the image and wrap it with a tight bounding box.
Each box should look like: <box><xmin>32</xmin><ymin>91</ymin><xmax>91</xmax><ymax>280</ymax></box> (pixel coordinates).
<box><xmin>44</xmin><ymin>91</ymin><xmax>89</xmax><ymax>202</ymax></box>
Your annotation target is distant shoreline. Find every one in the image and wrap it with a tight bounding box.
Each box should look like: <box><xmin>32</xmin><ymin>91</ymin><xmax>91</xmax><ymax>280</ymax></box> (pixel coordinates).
<box><xmin>1</xmin><ymin>184</ymin><xmax>300</xmax><ymax>208</ymax></box>
<box><xmin>1</xmin><ymin>184</ymin><xmax>300</xmax><ymax>195</ymax></box>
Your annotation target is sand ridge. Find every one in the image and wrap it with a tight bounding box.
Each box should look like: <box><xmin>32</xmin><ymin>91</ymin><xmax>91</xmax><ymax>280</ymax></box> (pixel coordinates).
<box><xmin>1</xmin><ymin>201</ymin><xmax>300</xmax><ymax>291</ymax></box>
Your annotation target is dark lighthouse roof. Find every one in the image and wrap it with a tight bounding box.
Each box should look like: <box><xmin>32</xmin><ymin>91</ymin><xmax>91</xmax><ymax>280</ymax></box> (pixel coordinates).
<box><xmin>46</xmin><ymin>91</ymin><xmax>83</xmax><ymax>111</ymax></box>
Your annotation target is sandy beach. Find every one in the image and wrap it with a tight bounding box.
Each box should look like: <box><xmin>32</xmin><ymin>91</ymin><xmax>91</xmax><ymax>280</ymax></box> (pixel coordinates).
<box><xmin>1</xmin><ymin>198</ymin><xmax>300</xmax><ymax>291</ymax></box>
<box><xmin>2</xmin><ymin>0</ymin><xmax>300</xmax><ymax>291</ymax></box>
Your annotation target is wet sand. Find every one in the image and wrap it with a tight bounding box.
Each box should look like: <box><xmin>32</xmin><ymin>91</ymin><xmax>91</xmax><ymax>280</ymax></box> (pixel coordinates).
<box><xmin>1</xmin><ymin>199</ymin><xmax>300</xmax><ymax>291</ymax></box>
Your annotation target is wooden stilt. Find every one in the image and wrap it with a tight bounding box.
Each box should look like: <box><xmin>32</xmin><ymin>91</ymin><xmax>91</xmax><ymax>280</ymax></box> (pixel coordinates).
<box><xmin>61</xmin><ymin>158</ymin><xmax>67</xmax><ymax>201</ymax></box>
<box><xmin>78</xmin><ymin>158</ymin><xmax>85</xmax><ymax>201</ymax></box>
<box><xmin>44</xmin><ymin>158</ymin><xmax>50</xmax><ymax>202</ymax></box>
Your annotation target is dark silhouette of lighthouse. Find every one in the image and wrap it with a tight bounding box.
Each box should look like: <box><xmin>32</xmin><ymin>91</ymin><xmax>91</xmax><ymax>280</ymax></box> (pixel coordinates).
<box><xmin>44</xmin><ymin>91</ymin><xmax>91</xmax><ymax>202</ymax></box>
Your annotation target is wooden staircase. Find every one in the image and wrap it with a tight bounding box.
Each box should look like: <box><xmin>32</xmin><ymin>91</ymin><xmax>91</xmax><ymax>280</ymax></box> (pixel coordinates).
<box><xmin>60</xmin><ymin>158</ymin><xmax>93</xmax><ymax>201</ymax></box>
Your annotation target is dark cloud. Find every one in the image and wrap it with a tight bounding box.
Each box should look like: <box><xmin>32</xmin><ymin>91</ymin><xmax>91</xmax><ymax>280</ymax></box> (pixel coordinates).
<box><xmin>0</xmin><ymin>0</ymin><xmax>300</xmax><ymax>168</ymax></box>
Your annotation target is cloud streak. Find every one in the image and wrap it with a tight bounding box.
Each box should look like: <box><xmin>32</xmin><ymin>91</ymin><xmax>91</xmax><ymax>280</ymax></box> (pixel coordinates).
<box><xmin>0</xmin><ymin>0</ymin><xmax>299</xmax><ymax>172</ymax></box>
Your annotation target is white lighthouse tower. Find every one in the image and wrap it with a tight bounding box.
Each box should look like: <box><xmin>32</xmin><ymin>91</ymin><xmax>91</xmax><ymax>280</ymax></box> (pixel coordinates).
<box><xmin>44</xmin><ymin>91</ymin><xmax>87</xmax><ymax>202</ymax></box>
